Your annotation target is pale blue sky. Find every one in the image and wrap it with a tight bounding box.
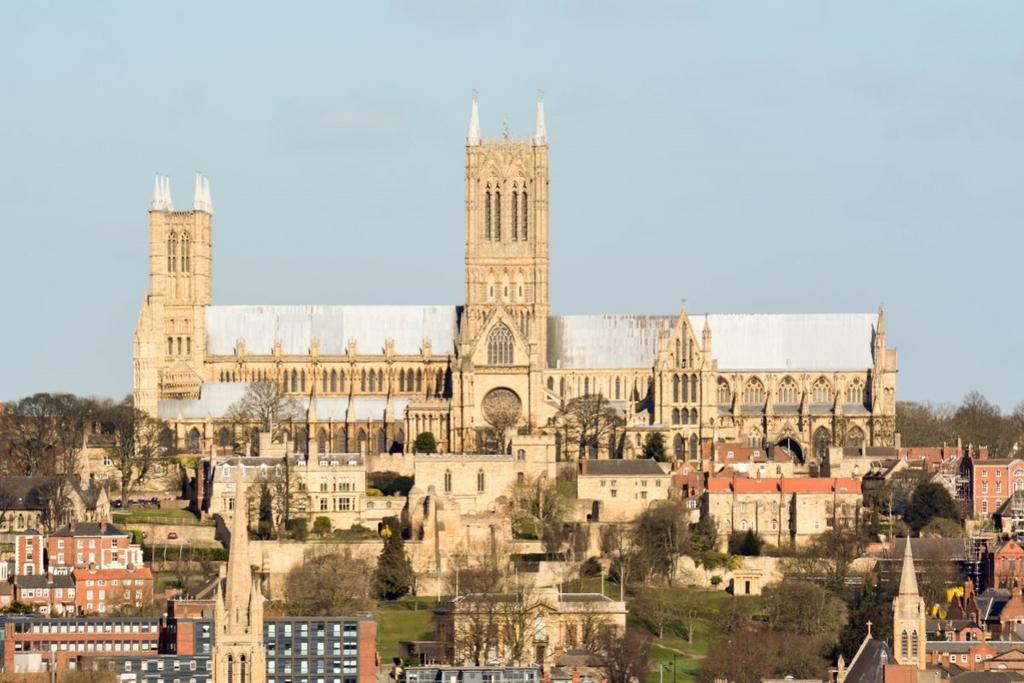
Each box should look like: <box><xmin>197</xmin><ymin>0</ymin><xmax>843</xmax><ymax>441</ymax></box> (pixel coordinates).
<box><xmin>1</xmin><ymin>2</ymin><xmax>1022</xmax><ymax>409</ymax></box>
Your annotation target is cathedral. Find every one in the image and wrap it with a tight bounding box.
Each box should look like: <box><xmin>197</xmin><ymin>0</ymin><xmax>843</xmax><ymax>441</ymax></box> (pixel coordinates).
<box><xmin>133</xmin><ymin>94</ymin><xmax>897</xmax><ymax>466</ymax></box>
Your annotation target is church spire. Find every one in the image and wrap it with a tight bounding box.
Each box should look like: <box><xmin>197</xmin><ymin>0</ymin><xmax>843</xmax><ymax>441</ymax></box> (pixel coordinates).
<box><xmin>534</xmin><ymin>89</ymin><xmax>547</xmax><ymax>145</ymax></box>
<box><xmin>225</xmin><ymin>465</ymin><xmax>253</xmax><ymax>631</ymax></box>
<box><xmin>899</xmin><ymin>537</ymin><xmax>919</xmax><ymax>596</ymax></box>
<box><xmin>467</xmin><ymin>90</ymin><xmax>481</xmax><ymax>146</ymax></box>
<box><xmin>702</xmin><ymin>313</ymin><xmax>712</xmax><ymax>354</ymax></box>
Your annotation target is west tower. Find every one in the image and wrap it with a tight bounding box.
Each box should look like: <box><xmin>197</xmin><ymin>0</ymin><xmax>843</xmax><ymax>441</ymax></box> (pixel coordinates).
<box><xmin>133</xmin><ymin>174</ymin><xmax>213</xmax><ymax>414</ymax></box>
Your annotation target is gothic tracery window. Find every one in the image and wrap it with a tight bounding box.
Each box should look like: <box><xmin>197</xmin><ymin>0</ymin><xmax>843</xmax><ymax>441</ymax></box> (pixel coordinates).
<box><xmin>846</xmin><ymin>426</ymin><xmax>866</xmax><ymax>449</ymax></box>
<box><xmin>742</xmin><ymin>379</ymin><xmax>765</xmax><ymax>405</ymax></box>
<box><xmin>521</xmin><ymin>190</ymin><xmax>528</xmax><ymax>239</ymax></box>
<box><xmin>181</xmin><ymin>233</ymin><xmax>191</xmax><ymax>272</ymax></box>
<box><xmin>812</xmin><ymin>377</ymin><xmax>832</xmax><ymax>404</ymax></box>
<box><xmin>512</xmin><ymin>189</ymin><xmax>518</xmax><ymax>240</ymax></box>
<box><xmin>485</xmin><ymin>190</ymin><xmax>492</xmax><ymax>240</ymax></box>
<box><xmin>717</xmin><ymin>379</ymin><xmax>731</xmax><ymax>405</ymax></box>
<box><xmin>778</xmin><ymin>377</ymin><xmax>798</xmax><ymax>404</ymax></box>
<box><xmin>494</xmin><ymin>190</ymin><xmax>501</xmax><ymax>240</ymax></box>
<box><xmin>167</xmin><ymin>234</ymin><xmax>177</xmax><ymax>272</ymax></box>
<box><xmin>487</xmin><ymin>323</ymin><xmax>514</xmax><ymax>365</ymax></box>
<box><xmin>847</xmin><ymin>379</ymin><xmax>865</xmax><ymax>405</ymax></box>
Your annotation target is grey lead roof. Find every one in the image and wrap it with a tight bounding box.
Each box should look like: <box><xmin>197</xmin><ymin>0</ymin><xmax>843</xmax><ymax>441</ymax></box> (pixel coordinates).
<box><xmin>547</xmin><ymin>313</ymin><xmax>877</xmax><ymax>370</ymax></box>
<box><xmin>157</xmin><ymin>382</ymin><xmax>409</xmax><ymax>420</ymax></box>
<box><xmin>206</xmin><ymin>306</ymin><xmax>876</xmax><ymax>372</ymax></box>
<box><xmin>205</xmin><ymin>305</ymin><xmax>459</xmax><ymax>356</ymax></box>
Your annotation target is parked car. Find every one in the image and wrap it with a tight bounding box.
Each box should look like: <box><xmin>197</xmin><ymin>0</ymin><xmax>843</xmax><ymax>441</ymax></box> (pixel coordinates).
<box><xmin>167</xmin><ymin>532</ymin><xmax>179</xmax><ymax>540</ymax></box>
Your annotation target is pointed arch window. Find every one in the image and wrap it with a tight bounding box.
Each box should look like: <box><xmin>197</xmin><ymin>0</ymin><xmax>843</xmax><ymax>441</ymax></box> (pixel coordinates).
<box><xmin>846</xmin><ymin>426</ymin><xmax>866</xmax><ymax>449</ymax></box>
<box><xmin>416</xmin><ymin>369</ymin><xmax>423</xmax><ymax>392</ymax></box>
<box><xmin>167</xmin><ymin>234</ymin><xmax>177</xmax><ymax>273</ymax></box>
<box><xmin>290</xmin><ymin>369</ymin><xmax>298</xmax><ymax>393</ymax></box>
<box><xmin>368</xmin><ymin>370</ymin><xmax>377</xmax><ymax>392</ymax></box>
<box><xmin>484</xmin><ymin>190</ymin><xmax>492</xmax><ymax>240</ymax></box>
<box><xmin>512</xmin><ymin>189</ymin><xmax>519</xmax><ymax>240</ymax></box>
<box><xmin>847</xmin><ymin>379</ymin><xmax>865</xmax><ymax>405</ymax></box>
<box><xmin>672</xmin><ymin>408</ymin><xmax>680</xmax><ymax>425</ymax></box>
<box><xmin>444</xmin><ymin>469</ymin><xmax>452</xmax><ymax>493</ymax></box>
<box><xmin>360</xmin><ymin>370</ymin><xmax>367</xmax><ymax>392</ymax></box>
<box><xmin>300</xmin><ymin>370</ymin><xmax>306</xmax><ymax>393</ymax></box>
<box><xmin>181</xmin><ymin>233</ymin><xmax>191</xmax><ymax>272</ymax></box>
<box><xmin>742</xmin><ymin>379</ymin><xmax>765</xmax><ymax>405</ymax></box>
<box><xmin>778</xmin><ymin>377</ymin><xmax>798</xmax><ymax>404</ymax></box>
<box><xmin>494</xmin><ymin>190</ymin><xmax>501</xmax><ymax>240</ymax></box>
<box><xmin>167</xmin><ymin>337</ymin><xmax>174</xmax><ymax>355</ymax></box>
<box><xmin>672</xmin><ymin>375</ymin><xmax>680</xmax><ymax>403</ymax></box>
<box><xmin>681</xmin><ymin>374</ymin><xmax>689</xmax><ymax>402</ymax></box>
<box><xmin>901</xmin><ymin>631</ymin><xmax>908</xmax><ymax>659</ymax></box>
<box><xmin>330</xmin><ymin>370</ymin><xmax>338</xmax><ymax>392</ymax></box>
<box><xmin>487</xmin><ymin>324</ymin><xmax>514</xmax><ymax>365</ymax></box>
<box><xmin>477</xmin><ymin>469</ymin><xmax>485</xmax><ymax>493</ymax></box>
<box><xmin>812</xmin><ymin>377</ymin><xmax>832</xmax><ymax>404</ymax></box>
<box><xmin>717</xmin><ymin>379</ymin><xmax>731</xmax><ymax>405</ymax></box>
<box><xmin>399</xmin><ymin>370</ymin><xmax>406</xmax><ymax>392</ymax></box>
<box><xmin>521</xmin><ymin>190</ymin><xmax>528</xmax><ymax>239</ymax></box>
<box><xmin>322</xmin><ymin>372</ymin><xmax>329</xmax><ymax>393</ymax></box>
<box><xmin>690</xmin><ymin>375</ymin><xmax>698</xmax><ymax>402</ymax></box>
<box><xmin>911</xmin><ymin>631</ymin><xmax>919</xmax><ymax>660</ymax></box>
<box><xmin>378</xmin><ymin>428</ymin><xmax>387</xmax><ymax>454</ymax></box>
<box><xmin>317</xmin><ymin>429</ymin><xmax>327</xmax><ymax>454</ymax></box>
<box><xmin>690</xmin><ymin>434</ymin><xmax>699</xmax><ymax>460</ymax></box>
<box><xmin>615</xmin><ymin>377</ymin><xmax>621</xmax><ymax>400</ymax></box>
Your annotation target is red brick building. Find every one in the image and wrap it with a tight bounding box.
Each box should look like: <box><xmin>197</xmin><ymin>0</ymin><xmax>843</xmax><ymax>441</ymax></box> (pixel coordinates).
<box><xmin>13</xmin><ymin>529</ymin><xmax>45</xmax><ymax>576</ymax></box>
<box><xmin>72</xmin><ymin>566</ymin><xmax>154</xmax><ymax>614</ymax></box>
<box><xmin>47</xmin><ymin>521</ymin><xmax>143</xmax><ymax>571</ymax></box>
<box><xmin>971</xmin><ymin>458</ymin><xmax>1024</xmax><ymax>517</ymax></box>
<box><xmin>11</xmin><ymin>574</ymin><xmax>76</xmax><ymax>615</ymax></box>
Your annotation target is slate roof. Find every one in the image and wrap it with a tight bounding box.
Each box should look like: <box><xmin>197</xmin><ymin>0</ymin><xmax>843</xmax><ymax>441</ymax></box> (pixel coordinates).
<box><xmin>14</xmin><ymin>574</ymin><xmax>75</xmax><ymax>589</ymax></box>
<box><xmin>580</xmin><ymin>459</ymin><xmax>666</xmax><ymax>476</ymax></box>
<box><xmin>844</xmin><ymin>638</ymin><xmax>892</xmax><ymax>683</ymax></box>
<box><xmin>51</xmin><ymin>522</ymin><xmax>127</xmax><ymax>538</ymax></box>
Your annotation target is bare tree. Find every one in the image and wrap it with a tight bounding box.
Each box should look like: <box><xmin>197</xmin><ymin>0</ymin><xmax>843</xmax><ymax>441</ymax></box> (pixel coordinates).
<box><xmin>600</xmin><ymin>524</ymin><xmax>636</xmax><ymax>601</ymax></box>
<box><xmin>226</xmin><ymin>381</ymin><xmax>303</xmax><ymax>447</ymax></box>
<box><xmin>598</xmin><ymin>629</ymin><xmax>651</xmax><ymax>683</ymax></box>
<box><xmin>227</xmin><ymin>382</ymin><xmax>303</xmax><ymax>528</ymax></box>
<box><xmin>102</xmin><ymin>398</ymin><xmax>169</xmax><ymax>507</ymax></box>
<box><xmin>554</xmin><ymin>394</ymin><xmax>624</xmax><ymax>460</ymax></box>
<box><xmin>0</xmin><ymin>393</ymin><xmax>94</xmax><ymax>477</ymax></box>
<box><xmin>283</xmin><ymin>550</ymin><xmax>376</xmax><ymax>616</ymax></box>
<box><xmin>509</xmin><ymin>474</ymin><xmax>571</xmax><ymax>544</ymax></box>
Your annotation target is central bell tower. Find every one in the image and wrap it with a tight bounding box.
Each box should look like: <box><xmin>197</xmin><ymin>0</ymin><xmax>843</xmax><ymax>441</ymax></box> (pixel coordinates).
<box><xmin>453</xmin><ymin>92</ymin><xmax>551</xmax><ymax>451</ymax></box>
<box><xmin>462</xmin><ymin>91</ymin><xmax>550</xmax><ymax>355</ymax></box>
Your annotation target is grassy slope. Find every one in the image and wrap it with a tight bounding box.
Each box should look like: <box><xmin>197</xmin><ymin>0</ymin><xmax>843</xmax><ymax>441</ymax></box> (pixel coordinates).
<box><xmin>375</xmin><ymin>597</ymin><xmax>437</xmax><ymax>664</ymax></box>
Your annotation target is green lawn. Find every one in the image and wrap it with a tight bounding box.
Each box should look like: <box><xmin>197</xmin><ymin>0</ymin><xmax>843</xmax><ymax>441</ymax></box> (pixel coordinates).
<box><xmin>113</xmin><ymin>507</ymin><xmax>212</xmax><ymax>526</ymax></box>
<box><xmin>375</xmin><ymin>597</ymin><xmax>437</xmax><ymax>664</ymax></box>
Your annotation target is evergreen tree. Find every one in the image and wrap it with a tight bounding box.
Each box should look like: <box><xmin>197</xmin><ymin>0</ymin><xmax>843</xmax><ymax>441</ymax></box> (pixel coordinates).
<box><xmin>375</xmin><ymin>518</ymin><xmax>414</xmax><ymax>600</ymax></box>
<box><xmin>905</xmin><ymin>481</ymin><xmax>960</xmax><ymax>532</ymax></box>
<box><xmin>257</xmin><ymin>483</ymin><xmax>274</xmax><ymax>539</ymax></box>
<box><xmin>643</xmin><ymin>432</ymin><xmax>667</xmax><ymax>462</ymax></box>
<box><xmin>413</xmin><ymin>432</ymin><xmax>438</xmax><ymax>454</ymax></box>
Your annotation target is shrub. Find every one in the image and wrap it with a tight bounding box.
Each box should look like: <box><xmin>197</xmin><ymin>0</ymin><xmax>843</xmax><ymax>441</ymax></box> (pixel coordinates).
<box><xmin>313</xmin><ymin>516</ymin><xmax>332</xmax><ymax>537</ymax></box>
<box><xmin>729</xmin><ymin>529</ymin><xmax>763</xmax><ymax>556</ymax></box>
<box><xmin>580</xmin><ymin>556</ymin><xmax>603</xmax><ymax>578</ymax></box>
<box><xmin>710</xmin><ymin>575</ymin><xmax>722</xmax><ymax>586</ymax></box>
<box><xmin>286</xmin><ymin>518</ymin><xmax>308</xmax><ymax>541</ymax></box>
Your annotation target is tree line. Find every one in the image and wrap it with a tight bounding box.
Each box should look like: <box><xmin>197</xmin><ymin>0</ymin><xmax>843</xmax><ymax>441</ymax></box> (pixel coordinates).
<box><xmin>0</xmin><ymin>392</ymin><xmax>171</xmax><ymax>514</ymax></box>
<box><xmin>897</xmin><ymin>392</ymin><xmax>1023</xmax><ymax>456</ymax></box>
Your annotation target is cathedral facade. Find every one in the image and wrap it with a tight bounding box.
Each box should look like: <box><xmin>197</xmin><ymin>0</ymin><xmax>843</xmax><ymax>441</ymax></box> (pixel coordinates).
<box><xmin>133</xmin><ymin>95</ymin><xmax>897</xmax><ymax>466</ymax></box>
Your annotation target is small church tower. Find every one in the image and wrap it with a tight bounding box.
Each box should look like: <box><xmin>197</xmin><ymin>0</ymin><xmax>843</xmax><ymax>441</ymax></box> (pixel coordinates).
<box><xmin>212</xmin><ymin>467</ymin><xmax>265</xmax><ymax>683</ymax></box>
<box><xmin>893</xmin><ymin>538</ymin><xmax>927</xmax><ymax>670</ymax></box>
